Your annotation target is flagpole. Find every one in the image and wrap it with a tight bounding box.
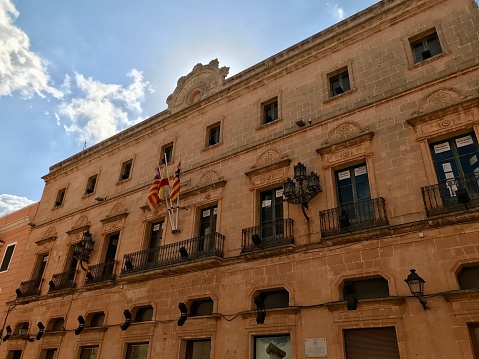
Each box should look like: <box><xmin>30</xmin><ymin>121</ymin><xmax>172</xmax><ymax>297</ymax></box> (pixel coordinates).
<box><xmin>163</xmin><ymin>154</ymin><xmax>176</xmax><ymax>231</ymax></box>
<box><xmin>175</xmin><ymin>154</ymin><xmax>181</xmax><ymax>231</ymax></box>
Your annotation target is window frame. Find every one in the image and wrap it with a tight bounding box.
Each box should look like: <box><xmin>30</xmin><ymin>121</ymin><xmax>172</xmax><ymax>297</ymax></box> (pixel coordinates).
<box><xmin>409</xmin><ymin>30</ymin><xmax>443</xmax><ymax>64</ymax></box>
<box><xmin>184</xmin><ymin>339</ymin><xmax>211</xmax><ymax>359</ymax></box>
<box><xmin>403</xmin><ymin>24</ymin><xmax>448</xmax><ymax>69</ymax></box>
<box><xmin>341</xmin><ymin>277</ymin><xmax>390</xmax><ymax>301</ymax></box>
<box><xmin>329</xmin><ymin>69</ymin><xmax>351</xmax><ymax>97</ymax></box>
<box><xmin>134</xmin><ymin>306</ymin><xmax>154</xmax><ymax>323</ymax></box>
<box><xmin>39</xmin><ymin>348</ymin><xmax>58</xmax><ymax>359</ymax></box>
<box><xmin>85</xmin><ymin>175</ymin><xmax>98</xmax><ymax>196</ymax></box>
<box><xmin>457</xmin><ymin>265</ymin><xmax>479</xmax><ymax>290</ymax></box>
<box><xmin>0</xmin><ymin>242</ymin><xmax>17</xmax><ymax>273</ymax></box>
<box><xmin>125</xmin><ymin>342</ymin><xmax>149</xmax><ymax>359</ymax></box>
<box><xmin>189</xmin><ymin>299</ymin><xmax>214</xmax><ymax>317</ymax></box>
<box><xmin>206</xmin><ymin>122</ymin><xmax>221</xmax><ymax>147</ymax></box>
<box><xmin>469</xmin><ymin>323</ymin><xmax>479</xmax><ymax>359</ymax></box>
<box><xmin>262</xmin><ymin>98</ymin><xmax>279</xmax><ymax>125</ymax></box>
<box><xmin>119</xmin><ymin>160</ymin><xmax>133</xmax><ymax>182</ymax></box>
<box><xmin>78</xmin><ymin>345</ymin><xmax>100</xmax><ymax>359</ymax></box>
<box><xmin>54</xmin><ymin>188</ymin><xmax>66</xmax><ymax>208</ymax></box>
<box><xmin>161</xmin><ymin>143</ymin><xmax>174</xmax><ymax>164</ymax></box>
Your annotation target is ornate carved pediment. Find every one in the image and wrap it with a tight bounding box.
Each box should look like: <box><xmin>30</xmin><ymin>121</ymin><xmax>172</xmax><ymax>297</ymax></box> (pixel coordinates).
<box><xmin>417</xmin><ymin>88</ymin><xmax>464</xmax><ymax>114</ymax></box>
<box><xmin>322</xmin><ymin>121</ymin><xmax>368</xmax><ymax>146</ymax></box>
<box><xmin>199</xmin><ymin>171</ymin><xmax>222</xmax><ymax>187</ymax></box>
<box><xmin>166</xmin><ymin>59</ymin><xmax>229</xmax><ymax>113</ymax></box>
<box><xmin>35</xmin><ymin>226</ymin><xmax>58</xmax><ymax>246</ymax></box>
<box><xmin>100</xmin><ymin>203</ymin><xmax>129</xmax><ymax>234</ymax></box>
<box><xmin>66</xmin><ymin>215</ymin><xmax>91</xmax><ymax>244</ymax></box>
<box><xmin>245</xmin><ymin>151</ymin><xmax>291</xmax><ymax>191</ymax></box>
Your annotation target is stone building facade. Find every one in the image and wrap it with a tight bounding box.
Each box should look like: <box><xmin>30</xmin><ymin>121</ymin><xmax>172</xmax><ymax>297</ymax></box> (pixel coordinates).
<box><xmin>2</xmin><ymin>0</ymin><xmax>479</xmax><ymax>358</ymax></box>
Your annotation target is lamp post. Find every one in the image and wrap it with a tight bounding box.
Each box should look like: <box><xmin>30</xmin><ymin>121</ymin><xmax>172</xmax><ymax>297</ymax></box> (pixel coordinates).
<box><xmin>282</xmin><ymin>162</ymin><xmax>322</xmax><ymax>221</ymax></box>
<box><xmin>73</xmin><ymin>231</ymin><xmax>95</xmax><ymax>271</ymax></box>
<box><xmin>404</xmin><ymin>269</ymin><xmax>429</xmax><ymax>310</ymax></box>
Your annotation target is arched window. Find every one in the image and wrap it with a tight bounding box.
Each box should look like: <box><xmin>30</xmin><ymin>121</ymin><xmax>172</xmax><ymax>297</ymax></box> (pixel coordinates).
<box><xmin>342</xmin><ymin>277</ymin><xmax>389</xmax><ymax>300</ymax></box>
<box><xmin>51</xmin><ymin>318</ymin><xmax>65</xmax><ymax>332</ymax></box>
<box><xmin>134</xmin><ymin>306</ymin><xmax>153</xmax><ymax>322</ymax></box>
<box><xmin>190</xmin><ymin>299</ymin><xmax>214</xmax><ymax>317</ymax></box>
<box><xmin>89</xmin><ymin>313</ymin><xmax>105</xmax><ymax>327</ymax></box>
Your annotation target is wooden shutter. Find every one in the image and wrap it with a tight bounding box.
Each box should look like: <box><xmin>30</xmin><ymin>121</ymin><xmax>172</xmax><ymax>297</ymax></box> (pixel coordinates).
<box><xmin>344</xmin><ymin>327</ymin><xmax>400</xmax><ymax>359</ymax></box>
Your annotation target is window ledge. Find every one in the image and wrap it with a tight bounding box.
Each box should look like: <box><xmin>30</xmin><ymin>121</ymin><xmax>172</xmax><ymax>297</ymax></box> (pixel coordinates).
<box><xmin>202</xmin><ymin>142</ymin><xmax>223</xmax><ymax>152</ymax></box>
<box><xmin>240</xmin><ymin>306</ymin><xmax>300</xmax><ymax>319</ymax></box>
<box><xmin>325</xmin><ymin>296</ymin><xmax>406</xmax><ymax>312</ymax></box>
<box><xmin>323</xmin><ymin>88</ymin><xmax>356</xmax><ymax>104</ymax></box>
<box><xmin>116</xmin><ymin>177</ymin><xmax>132</xmax><ymax>185</ymax></box>
<box><xmin>82</xmin><ymin>192</ymin><xmax>96</xmax><ymax>199</ymax></box>
<box><xmin>256</xmin><ymin>118</ymin><xmax>283</xmax><ymax>131</ymax></box>
<box><xmin>408</xmin><ymin>51</ymin><xmax>449</xmax><ymax>70</ymax></box>
<box><xmin>443</xmin><ymin>288</ymin><xmax>479</xmax><ymax>302</ymax></box>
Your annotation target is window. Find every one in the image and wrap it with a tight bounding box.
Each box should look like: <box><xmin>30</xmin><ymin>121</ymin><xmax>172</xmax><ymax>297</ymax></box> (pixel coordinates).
<box><xmin>13</xmin><ymin>322</ymin><xmax>28</xmax><ymax>335</ymax></box>
<box><xmin>342</xmin><ymin>277</ymin><xmax>389</xmax><ymax>300</ymax></box>
<box><xmin>256</xmin><ymin>289</ymin><xmax>289</xmax><ymax>309</ymax></box>
<box><xmin>199</xmin><ymin>205</ymin><xmax>217</xmax><ymax>252</ymax></box>
<box><xmin>79</xmin><ymin>346</ymin><xmax>99</xmax><ymax>359</ymax></box>
<box><xmin>134</xmin><ymin>306</ymin><xmax>153</xmax><ymax>322</ymax></box>
<box><xmin>89</xmin><ymin>312</ymin><xmax>105</xmax><ymax>327</ymax></box>
<box><xmin>469</xmin><ymin>323</ymin><xmax>479</xmax><ymax>358</ymax></box>
<box><xmin>185</xmin><ymin>339</ymin><xmax>211</xmax><ymax>359</ymax></box>
<box><xmin>85</xmin><ymin>175</ymin><xmax>97</xmax><ymax>195</ymax></box>
<box><xmin>54</xmin><ymin>188</ymin><xmax>66</xmax><ymax>207</ymax></box>
<box><xmin>344</xmin><ymin>327</ymin><xmax>400</xmax><ymax>359</ymax></box>
<box><xmin>336</xmin><ymin>164</ymin><xmax>372</xmax><ymax>222</ymax></box>
<box><xmin>207</xmin><ymin>123</ymin><xmax>221</xmax><ymax>146</ymax></box>
<box><xmin>190</xmin><ymin>299</ymin><xmax>214</xmax><ymax>317</ymax></box>
<box><xmin>47</xmin><ymin>318</ymin><xmax>65</xmax><ymax>332</ymax></box>
<box><xmin>0</xmin><ymin>243</ymin><xmax>16</xmax><ymax>272</ymax></box>
<box><xmin>34</xmin><ymin>253</ymin><xmax>49</xmax><ymax>280</ymax></box>
<box><xmin>126</xmin><ymin>343</ymin><xmax>149</xmax><ymax>359</ymax></box>
<box><xmin>40</xmin><ymin>349</ymin><xmax>58</xmax><ymax>359</ymax></box>
<box><xmin>262</xmin><ymin>99</ymin><xmax>278</xmax><ymax>124</ymax></box>
<box><xmin>161</xmin><ymin>143</ymin><xmax>174</xmax><ymax>164</ymax></box>
<box><xmin>254</xmin><ymin>334</ymin><xmax>291</xmax><ymax>359</ymax></box>
<box><xmin>329</xmin><ymin>69</ymin><xmax>351</xmax><ymax>97</ymax></box>
<box><xmin>410</xmin><ymin>30</ymin><xmax>442</xmax><ymax>63</ymax></box>
<box><xmin>458</xmin><ymin>266</ymin><xmax>479</xmax><ymax>290</ymax></box>
<box><xmin>260</xmin><ymin>187</ymin><xmax>284</xmax><ymax>239</ymax></box>
<box><xmin>120</xmin><ymin>160</ymin><xmax>133</xmax><ymax>181</ymax></box>
<box><xmin>7</xmin><ymin>351</ymin><xmax>22</xmax><ymax>359</ymax></box>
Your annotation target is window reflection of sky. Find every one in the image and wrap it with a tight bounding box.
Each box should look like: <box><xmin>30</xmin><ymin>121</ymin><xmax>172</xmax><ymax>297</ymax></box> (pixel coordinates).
<box><xmin>255</xmin><ymin>335</ymin><xmax>291</xmax><ymax>359</ymax></box>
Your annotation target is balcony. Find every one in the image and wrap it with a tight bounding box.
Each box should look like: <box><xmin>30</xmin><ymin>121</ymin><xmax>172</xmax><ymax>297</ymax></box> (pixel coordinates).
<box><xmin>319</xmin><ymin>197</ymin><xmax>388</xmax><ymax>238</ymax></box>
<box><xmin>84</xmin><ymin>261</ymin><xmax>118</xmax><ymax>286</ymax></box>
<box><xmin>48</xmin><ymin>270</ymin><xmax>76</xmax><ymax>292</ymax></box>
<box><xmin>17</xmin><ymin>277</ymin><xmax>42</xmax><ymax>297</ymax></box>
<box><xmin>421</xmin><ymin>174</ymin><xmax>479</xmax><ymax>216</ymax></box>
<box><xmin>241</xmin><ymin>219</ymin><xmax>294</xmax><ymax>253</ymax></box>
<box><xmin>121</xmin><ymin>233</ymin><xmax>225</xmax><ymax>275</ymax></box>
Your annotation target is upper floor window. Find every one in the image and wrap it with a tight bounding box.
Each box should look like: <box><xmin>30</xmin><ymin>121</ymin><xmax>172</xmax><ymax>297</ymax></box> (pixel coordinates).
<box><xmin>47</xmin><ymin>317</ymin><xmax>65</xmax><ymax>332</ymax></box>
<box><xmin>185</xmin><ymin>339</ymin><xmax>211</xmax><ymax>359</ymax></box>
<box><xmin>88</xmin><ymin>312</ymin><xmax>105</xmax><ymax>327</ymax></box>
<box><xmin>85</xmin><ymin>175</ymin><xmax>97</xmax><ymax>195</ymax></box>
<box><xmin>13</xmin><ymin>322</ymin><xmax>29</xmax><ymax>335</ymax></box>
<box><xmin>262</xmin><ymin>98</ymin><xmax>279</xmax><ymax>124</ymax></box>
<box><xmin>54</xmin><ymin>188</ymin><xmax>66</xmax><ymax>207</ymax></box>
<box><xmin>207</xmin><ymin>123</ymin><xmax>221</xmax><ymax>147</ymax></box>
<box><xmin>40</xmin><ymin>349</ymin><xmax>57</xmax><ymax>359</ymax></box>
<box><xmin>190</xmin><ymin>299</ymin><xmax>214</xmax><ymax>317</ymax></box>
<box><xmin>120</xmin><ymin>160</ymin><xmax>133</xmax><ymax>181</ymax></box>
<box><xmin>457</xmin><ymin>265</ymin><xmax>479</xmax><ymax>290</ymax></box>
<box><xmin>255</xmin><ymin>289</ymin><xmax>289</xmax><ymax>309</ymax></box>
<box><xmin>135</xmin><ymin>306</ymin><xmax>153</xmax><ymax>322</ymax></box>
<box><xmin>0</xmin><ymin>243</ymin><xmax>16</xmax><ymax>272</ymax></box>
<box><xmin>33</xmin><ymin>253</ymin><xmax>49</xmax><ymax>280</ymax></box>
<box><xmin>329</xmin><ymin>69</ymin><xmax>351</xmax><ymax>97</ymax></box>
<box><xmin>161</xmin><ymin>143</ymin><xmax>174</xmax><ymax>164</ymax></box>
<box><xmin>410</xmin><ymin>30</ymin><xmax>442</xmax><ymax>63</ymax></box>
<box><xmin>342</xmin><ymin>277</ymin><xmax>389</xmax><ymax>300</ymax></box>
<box><xmin>260</xmin><ymin>187</ymin><xmax>284</xmax><ymax>239</ymax></box>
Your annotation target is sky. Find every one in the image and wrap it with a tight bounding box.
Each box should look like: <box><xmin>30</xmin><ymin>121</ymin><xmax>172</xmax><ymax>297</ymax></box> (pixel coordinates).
<box><xmin>4</xmin><ymin>0</ymin><xmax>468</xmax><ymax>216</ymax></box>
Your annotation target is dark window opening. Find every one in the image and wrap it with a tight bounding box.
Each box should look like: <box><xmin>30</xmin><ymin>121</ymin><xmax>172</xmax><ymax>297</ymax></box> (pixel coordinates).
<box><xmin>85</xmin><ymin>175</ymin><xmax>97</xmax><ymax>195</ymax></box>
<box><xmin>7</xmin><ymin>351</ymin><xmax>22</xmax><ymax>359</ymax></box>
<box><xmin>342</xmin><ymin>277</ymin><xmax>389</xmax><ymax>300</ymax></box>
<box><xmin>162</xmin><ymin>144</ymin><xmax>174</xmax><ymax>164</ymax></box>
<box><xmin>135</xmin><ymin>306</ymin><xmax>153</xmax><ymax>322</ymax></box>
<box><xmin>50</xmin><ymin>318</ymin><xmax>65</xmax><ymax>332</ymax></box>
<box><xmin>468</xmin><ymin>323</ymin><xmax>479</xmax><ymax>359</ymax></box>
<box><xmin>208</xmin><ymin>124</ymin><xmax>221</xmax><ymax>146</ymax></box>
<box><xmin>55</xmin><ymin>189</ymin><xmax>66</xmax><ymax>207</ymax></box>
<box><xmin>199</xmin><ymin>205</ymin><xmax>217</xmax><ymax>252</ymax></box>
<box><xmin>190</xmin><ymin>299</ymin><xmax>214</xmax><ymax>317</ymax></box>
<box><xmin>411</xmin><ymin>31</ymin><xmax>442</xmax><ymax>63</ymax></box>
<box><xmin>256</xmin><ymin>289</ymin><xmax>289</xmax><ymax>309</ymax></box>
<box><xmin>458</xmin><ymin>266</ymin><xmax>479</xmax><ymax>290</ymax></box>
<box><xmin>263</xmin><ymin>100</ymin><xmax>278</xmax><ymax>124</ymax></box>
<box><xmin>89</xmin><ymin>313</ymin><xmax>105</xmax><ymax>327</ymax></box>
<box><xmin>120</xmin><ymin>160</ymin><xmax>133</xmax><ymax>181</ymax></box>
<box><xmin>329</xmin><ymin>70</ymin><xmax>351</xmax><ymax>97</ymax></box>
<box><xmin>34</xmin><ymin>253</ymin><xmax>49</xmax><ymax>280</ymax></box>
<box><xmin>14</xmin><ymin>322</ymin><xmax>28</xmax><ymax>335</ymax></box>
<box><xmin>79</xmin><ymin>346</ymin><xmax>99</xmax><ymax>359</ymax></box>
<box><xmin>0</xmin><ymin>244</ymin><xmax>16</xmax><ymax>272</ymax></box>
<box><xmin>42</xmin><ymin>349</ymin><xmax>57</xmax><ymax>359</ymax></box>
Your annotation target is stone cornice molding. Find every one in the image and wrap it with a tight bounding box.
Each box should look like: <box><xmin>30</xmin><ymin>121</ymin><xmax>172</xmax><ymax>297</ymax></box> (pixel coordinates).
<box><xmin>0</xmin><ymin>216</ymin><xmax>31</xmax><ymax>233</ymax></box>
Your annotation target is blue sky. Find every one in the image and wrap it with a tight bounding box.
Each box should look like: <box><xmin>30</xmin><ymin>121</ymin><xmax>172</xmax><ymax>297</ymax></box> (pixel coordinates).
<box><xmin>3</xmin><ymin>0</ymin><xmax>471</xmax><ymax>216</ymax></box>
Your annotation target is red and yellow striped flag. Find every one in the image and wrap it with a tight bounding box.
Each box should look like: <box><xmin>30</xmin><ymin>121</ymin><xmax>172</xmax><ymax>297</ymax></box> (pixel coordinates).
<box><xmin>147</xmin><ymin>166</ymin><xmax>169</xmax><ymax>211</ymax></box>
<box><xmin>170</xmin><ymin>161</ymin><xmax>181</xmax><ymax>201</ymax></box>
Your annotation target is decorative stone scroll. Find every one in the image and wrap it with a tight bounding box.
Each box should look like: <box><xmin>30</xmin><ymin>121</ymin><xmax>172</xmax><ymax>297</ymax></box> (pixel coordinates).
<box><xmin>245</xmin><ymin>153</ymin><xmax>291</xmax><ymax>191</ymax></box>
<box><xmin>322</xmin><ymin>121</ymin><xmax>368</xmax><ymax>146</ymax></box>
<box><xmin>100</xmin><ymin>203</ymin><xmax>129</xmax><ymax>235</ymax></box>
<box><xmin>66</xmin><ymin>215</ymin><xmax>91</xmax><ymax>246</ymax></box>
<box><xmin>166</xmin><ymin>59</ymin><xmax>229</xmax><ymax>113</ymax></box>
<box><xmin>418</xmin><ymin>88</ymin><xmax>463</xmax><ymax>114</ymax></box>
<box><xmin>199</xmin><ymin>171</ymin><xmax>221</xmax><ymax>187</ymax></box>
<box><xmin>35</xmin><ymin>226</ymin><xmax>58</xmax><ymax>246</ymax></box>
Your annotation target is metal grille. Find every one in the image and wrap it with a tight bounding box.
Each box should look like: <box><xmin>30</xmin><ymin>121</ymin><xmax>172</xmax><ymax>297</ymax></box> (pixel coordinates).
<box><xmin>18</xmin><ymin>277</ymin><xmax>42</xmax><ymax>297</ymax></box>
<box><xmin>241</xmin><ymin>218</ymin><xmax>294</xmax><ymax>252</ymax></box>
<box><xmin>49</xmin><ymin>270</ymin><xmax>76</xmax><ymax>291</ymax></box>
<box><xmin>84</xmin><ymin>261</ymin><xmax>118</xmax><ymax>285</ymax></box>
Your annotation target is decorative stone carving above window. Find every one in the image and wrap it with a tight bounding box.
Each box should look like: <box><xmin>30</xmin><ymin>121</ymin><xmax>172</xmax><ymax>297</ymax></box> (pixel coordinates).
<box><xmin>100</xmin><ymin>203</ymin><xmax>129</xmax><ymax>234</ymax></box>
<box><xmin>245</xmin><ymin>151</ymin><xmax>290</xmax><ymax>191</ymax></box>
<box><xmin>35</xmin><ymin>226</ymin><xmax>57</xmax><ymax>246</ymax></box>
<box><xmin>322</xmin><ymin>121</ymin><xmax>369</xmax><ymax>146</ymax></box>
<box><xmin>415</xmin><ymin>88</ymin><xmax>465</xmax><ymax>115</ymax></box>
<box><xmin>66</xmin><ymin>215</ymin><xmax>91</xmax><ymax>245</ymax></box>
<box><xmin>166</xmin><ymin>59</ymin><xmax>229</xmax><ymax>113</ymax></box>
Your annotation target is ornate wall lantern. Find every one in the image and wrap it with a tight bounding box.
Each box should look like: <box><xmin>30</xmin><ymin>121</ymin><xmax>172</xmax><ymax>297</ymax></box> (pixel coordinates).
<box><xmin>19</xmin><ymin>323</ymin><xmax>34</xmax><ymax>342</ymax></box>
<box><xmin>73</xmin><ymin>231</ymin><xmax>95</xmax><ymax>271</ymax></box>
<box><xmin>404</xmin><ymin>269</ymin><xmax>429</xmax><ymax>310</ymax></box>
<box><xmin>282</xmin><ymin>162</ymin><xmax>322</xmax><ymax>220</ymax></box>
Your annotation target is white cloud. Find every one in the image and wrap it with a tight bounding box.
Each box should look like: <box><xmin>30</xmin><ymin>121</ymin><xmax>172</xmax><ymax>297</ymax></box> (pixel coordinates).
<box><xmin>327</xmin><ymin>3</ymin><xmax>345</xmax><ymax>21</ymax></box>
<box><xmin>57</xmin><ymin>69</ymin><xmax>150</xmax><ymax>145</ymax></box>
<box><xmin>0</xmin><ymin>194</ymin><xmax>35</xmax><ymax>217</ymax></box>
<box><xmin>0</xmin><ymin>0</ymin><xmax>62</xmax><ymax>99</ymax></box>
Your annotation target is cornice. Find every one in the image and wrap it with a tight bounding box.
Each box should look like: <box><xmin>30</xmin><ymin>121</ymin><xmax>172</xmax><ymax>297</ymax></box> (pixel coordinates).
<box><xmin>0</xmin><ymin>216</ymin><xmax>31</xmax><ymax>233</ymax></box>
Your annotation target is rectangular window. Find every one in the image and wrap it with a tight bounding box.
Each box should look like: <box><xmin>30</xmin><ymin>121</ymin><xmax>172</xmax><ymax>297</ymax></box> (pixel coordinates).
<box><xmin>263</xmin><ymin>99</ymin><xmax>278</xmax><ymax>124</ymax></box>
<box><xmin>207</xmin><ymin>123</ymin><xmax>221</xmax><ymax>146</ymax></box>
<box><xmin>185</xmin><ymin>339</ymin><xmax>211</xmax><ymax>359</ymax></box>
<box><xmin>40</xmin><ymin>349</ymin><xmax>58</xmax><ymax>359</ymax></box>
<box><xmin>161</xmin><ymin>143</ymin><xmax>174</xmax><ymax>164</ymax></box>
<box><xmin>0</xmin><ymin>243</ymin><xmax>16</xmax><ymax>272</ymax></box>
<box><xmin>199</xmin><ymin>205</ymin><xmax>217</xmax><ymax>252</ymax></box>
<box><xmin>410</xmin><ymin>31</ymin><xmax>442</xmax><ymax>63</ymax></box>
<box><xmin>126</xmin><ymin>343</ymin><xmax>149</xmax><ymax>359</ymax></box>
<box><xmin>34</xmin><ymin>253</ymin><xmax>49</xmax><ymax>279</ymax></box>
<box><xmin>344</xmin><ymin>327</ymin><xmax>400</xmax><ymax>359</ymax></box>
<box><xmin>7</xmin><ymin>351</ymin><xmax>22</xmax><ymax>359</ymax></box>
<box><xmin>146</xmin><ymin>221</ymin><xmax>163</xmax><ymax>263</ymax></box>
<box><xmin>190</xmin><ymin>299</ymin><xmax>214</xmax><ymax>316</ymax></box>
<box><xmin>85</xmin><ymin>175</ymin><xmax>98</xmax><ymax>195</ymax></box>
<box><xmin>254</xmin><ymin>334</ymin><xmax>291</xmax><ymax>359</ymax></box>
<box><xmin>469</xmin><ymin>323</ymin><xmax>479</xmax><ymax>358</ymax></box>
<box><xmin>342</xmin><ymin>277</ymin><xmax>389</xmax><ymax>300</ymax></box>
<box><xmin>79</xmin><ymin>346</ymin><xmax>99</xmax><ymax>359</ymax></box>
<box><xmin>260</xmin><ymin>187</ymin><xmax>284</xmax><ymax>239</ymax></box>
<box><xmin>329</xmin><ymin>70</ymin><xmax>351</xmax><ymax>97</ymax></box>
<box><xmin>120</xmin><ymin>160</ymin><xmax>133</xmax><ymax>181</ymax></box>
<box><xmin>54</xmin><ymin>188</ymin><xmax>66</xmax><ymax>207</ymax></box>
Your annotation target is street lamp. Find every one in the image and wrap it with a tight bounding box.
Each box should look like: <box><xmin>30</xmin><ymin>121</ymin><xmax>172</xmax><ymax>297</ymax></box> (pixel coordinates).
<box><xmin>282</xmin><ymin>162</ymin><xmax>322</xmax><ymax>220</ymax></box>
<box><xmin>19</xmin><ymin>323</ymin><xmax>34</xmax><ymax>342</ymax></box>
<box><xmin>404</xmin><ymin>269</ymin><xmax>429</xmax><ymax>310</ymax></box>
<box><xmin>73</xmin><ymin>231</ymin><xmax>95</xmax><ymax>271</ymax></box>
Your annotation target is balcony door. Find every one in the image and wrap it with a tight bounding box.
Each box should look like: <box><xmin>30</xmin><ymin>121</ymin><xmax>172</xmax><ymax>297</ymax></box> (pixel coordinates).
<box><xmin>34</xmin><ymin>254</ymin><xmax>49</xmax><ymax>280</ymax></box>
<box><xmin>260</xmin><ymin>187</ymin><xmax>284</xmax><ymax>239</ymax></box>
<box><xmin>199</xmin><ymin>206</ymin><xmax>217</xmax><ymax>252</ymax></box>
<box><xmin>147</xmin><ymin>222</ymin><xmax>163</xmax><ymax>263</ymax></box>
<box><xmin>336</xmin><ymin>164</ymin><xmax>372</xmax><ymax>223</ymax></box>
<box><xmin>103</xmin><ymin>233</ymin><xmax>119</xmax><ymax>276</ymax></box>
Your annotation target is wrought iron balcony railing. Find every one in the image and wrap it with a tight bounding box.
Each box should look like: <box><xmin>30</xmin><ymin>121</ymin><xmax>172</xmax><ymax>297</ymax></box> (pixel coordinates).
<box><xmin>84</xmin><ymin>261</ymin><xmax>118</xmax><ymax>285</ymax></box>
<box><xmin>319</xmin><ymin>197</ymin><xmax>388</xmax><ymax>238</ymax></box>
<box><xmin>421</xmin><ymin>174</ymin><xmax>479</xmax><ymax>216</ymax></box>
<box><xmin>49</xmin><ymin>270</ymin><xmax>76</xmax><ymax>292</ymax></box>
<box><xmin>121</xmin><ymin>232</ymin><xmax>225</xmax><ymax>275</ymax></box>
<box><xmin>241</xmin><ymin>218</ymin><xmax>294</xmax><ymax>252</ymax></box>
<box><xmin>17</xmin><ymin>277</ymin><xmax>42</xmax><ymax>297</ymax></box>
